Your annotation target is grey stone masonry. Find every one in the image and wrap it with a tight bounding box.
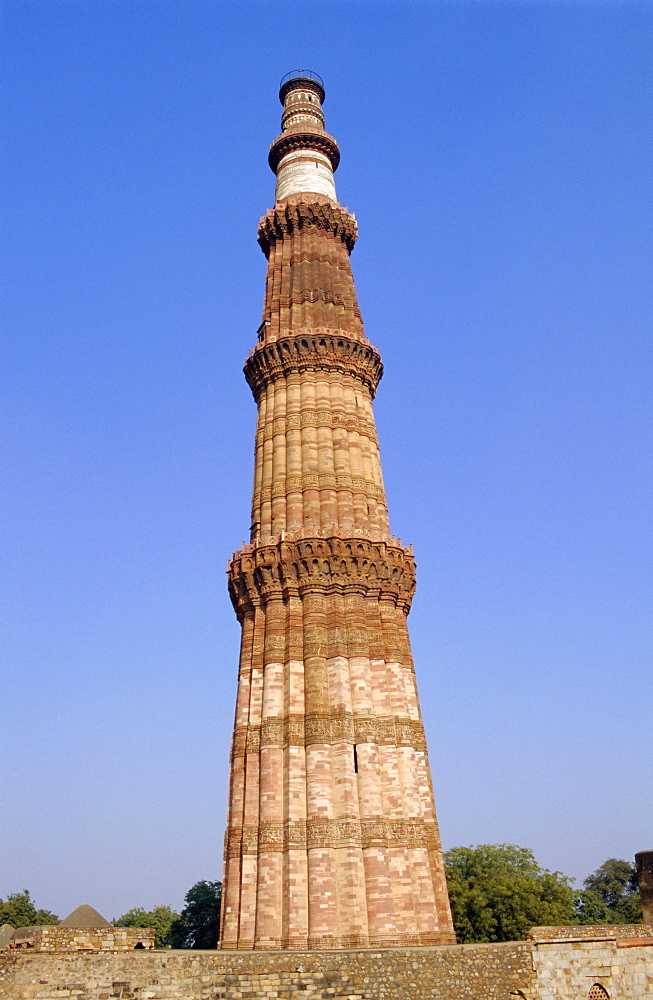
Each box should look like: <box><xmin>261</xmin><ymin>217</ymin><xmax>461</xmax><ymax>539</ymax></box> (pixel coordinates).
<box><xmin>7</xmin><ymin>925</ymin><xmax>154</xmax><ymax>952</ymax></box>
<box><xmin>529</xmin><ymin>924</ymin><xmax>653</xmax><ymax>1000</ymax></box>
<box><xmin>2</xmin><ymin>928</ymin><xmax>651</xmax><ymax>998</ymax></box>
<box><xmin>0</xmin><ymin>941</ymin><xmax>532</xmax><ymax>999</ymax></box>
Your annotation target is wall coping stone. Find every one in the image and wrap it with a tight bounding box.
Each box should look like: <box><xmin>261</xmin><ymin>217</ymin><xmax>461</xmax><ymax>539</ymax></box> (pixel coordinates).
<box><xmin>529</xmin><ymin>924</ymin><xmax>653</xmax><ymax>943</ymax></box>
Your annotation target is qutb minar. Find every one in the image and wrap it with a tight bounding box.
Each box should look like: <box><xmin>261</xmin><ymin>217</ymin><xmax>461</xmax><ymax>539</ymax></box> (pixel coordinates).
<box><xmin>220</xmin><ymin>71</ymin><xmax>455</xmax><ymax>950</ymax></box>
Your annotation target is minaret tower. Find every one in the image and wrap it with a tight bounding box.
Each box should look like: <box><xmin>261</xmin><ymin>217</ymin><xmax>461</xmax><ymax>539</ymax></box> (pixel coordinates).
<box><xmin>221</xmin><ymin>71</ymin><xmax>455</xmax><ymax>950</ymax></box>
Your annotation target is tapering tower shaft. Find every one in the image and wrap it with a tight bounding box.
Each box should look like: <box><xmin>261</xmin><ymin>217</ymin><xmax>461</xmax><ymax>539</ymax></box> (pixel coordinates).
<box><xmin>221</xmin><ymin>72</ymin><xmax>454</xmax><ymax>950</ymax></box>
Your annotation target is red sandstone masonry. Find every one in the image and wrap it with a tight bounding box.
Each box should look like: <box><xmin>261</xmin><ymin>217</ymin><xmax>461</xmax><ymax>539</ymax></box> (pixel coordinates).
<box><xmin>221</xmin><ymin>74</ymin><xmax>454</xmax><ymax>950</ymax></box>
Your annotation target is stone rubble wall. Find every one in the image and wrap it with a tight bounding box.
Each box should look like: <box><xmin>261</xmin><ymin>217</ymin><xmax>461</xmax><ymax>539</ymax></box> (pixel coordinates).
<box><xmin>530</xmin><ymin>922</ymin><xmax>653</xmax><ymax>941</ymax></box>
<box><xmin>2</xmin><ymin>927</ymin><xmax>651</xmax><ymax>999</ymax></box>
<box><xmin>7</xmin><ymin>926</ymin><xmax>154</xmax><ymax>953</ymax></box>
<box><xmin>0</xmin><ymin>941</ymin><xmax>532</xmax><ymax>1000</ymax></box>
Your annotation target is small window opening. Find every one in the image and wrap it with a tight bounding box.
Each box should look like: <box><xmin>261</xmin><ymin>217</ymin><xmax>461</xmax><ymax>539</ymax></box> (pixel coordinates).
<box><xmin>353</xmin><ymin>745</ymin><xmax>358</xmax><ymax>773</ymax></box>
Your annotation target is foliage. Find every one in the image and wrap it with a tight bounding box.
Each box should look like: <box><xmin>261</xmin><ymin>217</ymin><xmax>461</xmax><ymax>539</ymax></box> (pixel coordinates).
<box><xmin>169</xmin><ymin>880</ymin><xmax>222</xmax><ymax>949</ymax></box>
<box><xmin>112</xmin><ymin>905</ymin><xmax>180</xmax><ymax>948</ymax></box>
<box><xmin>0</xmin><ymin>890</ymin><xmax>59</xmax><ymax>928</ymax></box>
<box><xmin>444</xmin><ymin>844</ymin><xmax>575</xmax><ymax>943</ymax></box>
<box><xmin>574</xmin><ymin>859</ymin><xmax>641</xmax><ymax>924</ymax></box>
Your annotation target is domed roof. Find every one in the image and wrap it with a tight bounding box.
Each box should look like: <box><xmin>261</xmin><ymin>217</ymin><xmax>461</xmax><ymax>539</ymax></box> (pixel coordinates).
<box><xmin>59</xmin><ymin>904</ymin><xmax>111</xmax><ymax>928</ymax></box>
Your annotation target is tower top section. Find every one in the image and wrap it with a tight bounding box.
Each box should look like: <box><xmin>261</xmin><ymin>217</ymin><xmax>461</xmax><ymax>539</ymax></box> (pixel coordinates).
<box><xmin>269</xmin><ymin>69</ymin><xmax>340</xmax><ymax>203</ymax></box>
<box><xmin>279</xmin><ymin>69</ymin><xmax>325</xmax><ymax>105</ymax></box>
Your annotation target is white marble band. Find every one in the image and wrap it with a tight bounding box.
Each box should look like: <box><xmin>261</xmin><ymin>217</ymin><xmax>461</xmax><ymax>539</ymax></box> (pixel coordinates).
<box><xmin>276</xmin><ymin>149</ymin><xmax>337</xmax><ymax>202</ymax></box>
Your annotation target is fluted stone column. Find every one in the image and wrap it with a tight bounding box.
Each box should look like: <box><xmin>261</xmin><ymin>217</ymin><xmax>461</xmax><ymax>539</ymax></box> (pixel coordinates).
<box><xmin>220</xmin><ymin>71</ymin><xmax>455</xmax><ymax>950</ymax></box>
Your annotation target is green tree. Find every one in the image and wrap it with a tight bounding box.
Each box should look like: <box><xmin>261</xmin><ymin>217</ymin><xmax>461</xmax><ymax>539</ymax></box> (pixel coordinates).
<box><xmin>112</xmin><ymin>905</ymin><xmax>180</xmax><ymax>948</ymax></box>
<box><xmin>443</xmin><ymin>844</ymin><xmax>575</xmax><ymax>943</ymax></box>
<box><xmin>0</xmin><ymin>890</ymin><xmax>59</xmax><ymax>928</ymax></box>
<box><xmin>574</xmin><ymin>859</ymin><xmax>641</xmax><ymax>924</ymax></box>
<box><xmin>572</xmin><ymin>888</ymin><xmax>614</xmax><ymax>924</ymax></box>
<box><xmin>170</xmin><ymin>880</ymin><xmax>221</xmax><ymax>949</ymax></box>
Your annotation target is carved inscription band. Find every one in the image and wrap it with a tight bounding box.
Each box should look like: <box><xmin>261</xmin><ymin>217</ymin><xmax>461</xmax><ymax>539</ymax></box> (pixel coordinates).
<box><xmin>244</xmin><ymin>332</ymin><xmax>383</xmax><ymax>401</ymax></box>
<box><xmin>231</xmin><ymin>714</ymin><xmax>427</xmax><ymax>757</ymax></box>
<box><xmin>255</xmin><ymin>408</ymin><xmax>378</xmax><ymax>443</ymax></box>
<box><xmin>225</xmin><ymin>817</ymin><xmax>442</xmax><ymax>856</ymax></box>
<box><xmin>252</xmin><ymin>474</ymin><xmax>387</xmax><ymax>508</ymax></box>
<box><xmin>228</xmin><ymin>535</ymin><xmax>416</xmax><ymax>615</ymax></box>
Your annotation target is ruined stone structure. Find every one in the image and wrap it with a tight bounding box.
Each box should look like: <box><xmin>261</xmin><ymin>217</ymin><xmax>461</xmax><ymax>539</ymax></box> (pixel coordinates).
<box><xmin>220</xmin><ymin>71</ymin><xmax>455</xmax><ymax>951</ymax></box>
<box><xmin>3</xmin><ymin>904</ymin><xmax>155</xmax><ymax>954</ymax></box>
<box><xmin>5</xmin><ymin>924</ymin><xmax>154</xmax><ymax>953</ymax></box>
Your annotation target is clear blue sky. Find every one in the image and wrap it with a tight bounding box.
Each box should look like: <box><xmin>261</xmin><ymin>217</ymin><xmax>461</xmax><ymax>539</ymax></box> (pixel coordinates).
<box><xmin>2</xmin><ymin>1</ymin><xmax>651</xmax><ymax>921</ymax></box>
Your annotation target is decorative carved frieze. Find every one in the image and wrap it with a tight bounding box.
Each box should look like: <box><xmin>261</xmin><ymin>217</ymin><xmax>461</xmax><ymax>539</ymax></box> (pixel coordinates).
<box><xmin>286</xmin><ymin>716</ymin><xmax>305</xmax><ymax>745</ymax></box>
<box><xmin>375</xmin><ymin>718</ymin><xmax>398</xmax><ymax>745</ymax></box>
<box><xmin>352</xmin><ymin>715</ymin><xmax>379</xmax><ymax>744</ymax></box>
<box><xmin>228</xmin><ymin>536</ymin><xmax>416</xmax><ymax>616</ymax></box>
<box><xmin>259</xmin><ymin>719</ymin><xmax>284</xmax><ymax>747</ymax></box>
<box><xmin>256</xmin><ymin>409</ymin><xmax>378</xmax><ymax>443</ymax></box>
<box><xmin>231</xmin><ymin>728</ymin><xmax>247</xmax><ymax>757</ymax></box>
<box><xmin>225</xmin><ymin>828</ymin><xmax>241</xmax><ymax>859</ymax></box>
<box><xmin>244</xmin><ymin>332</ymin><xmax>383</xmax><ymax>401</ymax></box>
<box><xmin>230</xmin><ymin>714</ymin><xmax>427</xmax><ymax>758</ymax></box>
<box><xmin>258</xmin><ymin>199</ymin><xmax>355</xmax><ymax>256</ymax></box>
<box><xmin>241</xmin><ymin>825</ymin><xmax>259</xmax><ymax>854</ymax></box>
<box><xmin>245</xmin><ymin>727</ymin><xmax>260</xmax><ymax>752</ymax></box>
<box><xmin>224</xmin><ymin>816</ymin><xmax>440</xmax><ymax>856</ymax></box>
<box><xmin>304</xmin><ymin>713</ymin><xmax>353</xmax><ymax>744</ymax></box>
<box><xmin>257</xmin><ymin>821</ymin><xmax>285</xmax><ymax>850</ymax></box>
<box><xmin>253</xmin><ymin>476</ymin><xmax>387</xmax><ymax>507</ymax></box>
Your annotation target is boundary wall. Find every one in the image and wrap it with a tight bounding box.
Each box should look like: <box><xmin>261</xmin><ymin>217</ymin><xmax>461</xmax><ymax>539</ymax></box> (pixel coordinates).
<box><xmin>1</xmin><ymin>925</ymin><xmax>651</xmax><ymax>999</ymax></box>
<box><xmin>0</xmin><ymin>941</ymin><xmax>533</xmax><ymax>999</ymax></box>
<box><xmin>528</xmin><ymin>923</ymin><xmax>653</xmax><ymax>1000</ymax></box>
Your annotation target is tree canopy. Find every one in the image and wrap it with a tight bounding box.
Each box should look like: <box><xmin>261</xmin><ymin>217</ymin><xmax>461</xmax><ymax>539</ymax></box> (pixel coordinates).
<box><xmin>110</xmin><ymin>881</ymin><xmax>222</xmax><ymax>948</ymax></box>
<box><xmin>0</xmin><ymin>890</ymin><xmax>59</xmax><ymax>928</ymax></box>
<box><xmin>113</xmin><ymin>905</ymin><xmax>179</xmax><ymax>948</ymax></box>
<box><xmin>169</xmin><ymin>880</ymin><xmax>222</xmax><ymax>949</ymax></box>
<box><xmin>443</xmin><ymin>844</ymin><xmax>575</xmax><ymax>943</ymax></box>
<box><xmin>574</xmin><ymin>858</ymin><xmax>641</xmax><ymax>924</ymax></box>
